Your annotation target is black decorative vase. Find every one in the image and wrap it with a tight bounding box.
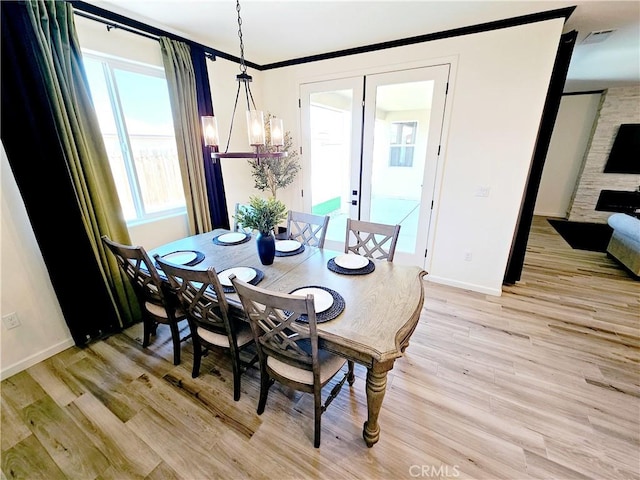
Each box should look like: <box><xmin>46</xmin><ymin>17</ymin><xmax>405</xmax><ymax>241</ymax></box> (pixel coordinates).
<box><xmin>256</xmin><ymin>231</ymin><xmax>276</xmax><ymax>265</ymax></box>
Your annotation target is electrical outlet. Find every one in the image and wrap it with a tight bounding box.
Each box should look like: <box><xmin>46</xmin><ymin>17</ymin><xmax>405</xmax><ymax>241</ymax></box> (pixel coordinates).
<box><xmin>464</xmin><ymin>250</ymin><xmax>473</xmax><ymax>261</ymax></box>
<box><xmin>2</xmin><ymin>312</ymin><xmax>21</xmax><ymax>330</ymax></box>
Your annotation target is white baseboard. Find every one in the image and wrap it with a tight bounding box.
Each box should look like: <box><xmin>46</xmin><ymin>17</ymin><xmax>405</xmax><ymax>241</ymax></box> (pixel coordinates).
<box><xmin>1</xmin><ymin>337</ymin><xmax>75</xmax><ymax>381</ymax></box>
<box><xmin>426</xmin><ymin>275</ymin><xmax>502</xmax><ymax>296</ymax></box>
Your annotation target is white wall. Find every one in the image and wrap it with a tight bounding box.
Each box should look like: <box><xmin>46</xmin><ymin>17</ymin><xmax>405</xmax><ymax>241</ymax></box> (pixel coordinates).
<box><xmin>0</xmin><ymin>14</ymin><xmax>564</xmax><ymax>378</ymax></box>
<box><xmin>1</xmin><ymin>144</ymin><xmax>74</xmax><ymax>380</ymax></box>
<box><xmin>258</xmin><ymin>19</ymin><xmax>565</xmax><ymax>295</ymax></box>
<box><xmin>534</xmin><ymin>93</ymin><xmax>602</xmax><ymax>218</ymax></box>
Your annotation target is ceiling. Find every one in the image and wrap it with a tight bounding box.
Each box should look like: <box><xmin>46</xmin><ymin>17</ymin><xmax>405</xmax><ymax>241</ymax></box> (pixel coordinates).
<box><xmin>86</xmin><ymin>1</ymin><xmax>640</xmax><ymax>92</ymax></box>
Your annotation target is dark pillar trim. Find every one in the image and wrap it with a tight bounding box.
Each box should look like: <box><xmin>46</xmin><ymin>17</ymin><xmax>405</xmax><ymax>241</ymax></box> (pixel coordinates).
<box><xmin>504</xmin><ymin>30</ymin><xmax>578</xmax><ymax>284</ymax></box>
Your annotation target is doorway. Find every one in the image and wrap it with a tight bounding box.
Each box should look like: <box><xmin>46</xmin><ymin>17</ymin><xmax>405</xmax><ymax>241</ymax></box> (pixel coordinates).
<box><xmin>300</xmin><ymin>65</ymin><xmax>449</xmax><ymax>267</ymax></box>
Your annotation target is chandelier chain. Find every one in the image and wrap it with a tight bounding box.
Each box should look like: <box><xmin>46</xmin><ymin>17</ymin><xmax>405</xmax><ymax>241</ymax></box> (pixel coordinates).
<box><xmin>236</xmin><ymin>0</ymin><xmax>247</xmax><ymax>74</ymax></box>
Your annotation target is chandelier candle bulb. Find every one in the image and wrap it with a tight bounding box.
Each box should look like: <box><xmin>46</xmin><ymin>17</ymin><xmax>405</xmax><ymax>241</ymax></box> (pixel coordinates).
<box><xmin>270</xmin><ymin>118</ymin><xmax>284</xmax><ymax>147</ymax></box>
<box><xmin>201</xmin><ymin>116</ymin><xmax>220</xmax><ymax>147</ymax></box>
<box><xmin>247</xmin><ymin>110</ymin><xmax>266</xmax><ymax>146</ymax></box>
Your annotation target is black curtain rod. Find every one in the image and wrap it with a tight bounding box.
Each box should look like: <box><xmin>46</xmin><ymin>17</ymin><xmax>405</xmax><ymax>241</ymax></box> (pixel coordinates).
<box><xmin>74</xmin><ymin>10</ymin><xmax>158</xmax><ymax>42</ymax></box>
<box><xmin>69</xmin><ymin>0</ymin><xmax>259</xmax><ymax>69</ymax></box>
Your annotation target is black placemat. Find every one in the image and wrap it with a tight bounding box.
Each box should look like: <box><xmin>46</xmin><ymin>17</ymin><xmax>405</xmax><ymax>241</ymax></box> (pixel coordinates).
<box><xmin>275</xmin><ymin>244</ymin><xmax>306</xmax><ymax>257</ymax></box>
<box><xmin>327</xmin><ymin>257</ymin><xmax>375</xmax><ymax>275</ymax></box>
<box><xmin>212</xmin><ymin>232</ymin><xmax>251</xmax><ymax>246</ymax></box>
<box><xmin>287</xmin><ymin>286</ymin><xmax>345</xmax><ymax>323</ymax></box>
<box><xmin>156</xmin><ymin>250</ymin><xmax>205</xmax><ymax>267</ymax></box>
<box><xmin>220</xmin><ymin>267</ymin><xmax>264</xmax><ymax>293</ymax></box>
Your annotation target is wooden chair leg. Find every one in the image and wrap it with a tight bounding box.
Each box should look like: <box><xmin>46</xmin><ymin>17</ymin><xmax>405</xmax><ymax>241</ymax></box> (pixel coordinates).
<box><xmin>347</xmin><ymin>360</ymin><xmax>355</xmax><ymax>385</ymax></box>
<box><xmin>142</xmin><ymin>318</ymin><xmax>153</xmax><ymax>348</ymax></box>
<box><xmin>169</xmin><ymin>322</ymin><xmax>181</xmax><ymax>366</ymax></box>
<box><xmin>191</xmin><ymin>337</ymin><xmax>202</xmax><ymax>378</ymax></box>
<box><xmin>314</xmin><ymin>389</ymin><xmax>322</xmax><ymax>448</ymax></box>
<box><xmin>232</xmin><ymin>352</ymin><xmax>241</xmax><ymax>401</ymax></box>
<box><xmin>257</xmin><ymin>370</ymin><xmax>272</xmax><ymax>415</ymax></box>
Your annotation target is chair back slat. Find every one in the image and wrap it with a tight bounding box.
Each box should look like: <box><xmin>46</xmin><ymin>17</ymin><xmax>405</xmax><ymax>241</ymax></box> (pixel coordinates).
<box><xmin>231</xmin><ymin>277</ymin><xmax>318</xmax><ymax>370</ymax></box>
<box><xmin>101</xmin><ymin>235</ymin><xmax>165</xmax><ymax>304</ymax></box>
<box><xmin>287</xmin><ymin>210</ymin><xmax>330</xmax><ymax>248</ymax></box>
<box><xmin>345</xmin><ymin>218</ymin><xmax>401</xmax><ymax>262</ymax></box>
<box><xmin>154</xmin><ymin>257</ymin><xmax>230</xmax><ymax>334</ymax></box>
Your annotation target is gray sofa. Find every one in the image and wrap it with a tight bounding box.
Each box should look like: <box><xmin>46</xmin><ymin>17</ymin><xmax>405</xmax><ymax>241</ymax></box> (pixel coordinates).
<box><xmin>607</xmin><ymin>213</ymin><xmax>640</xmax><ymax>277</ymax></box>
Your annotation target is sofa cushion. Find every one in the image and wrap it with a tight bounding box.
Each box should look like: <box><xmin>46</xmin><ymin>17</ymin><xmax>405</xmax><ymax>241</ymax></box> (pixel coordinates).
<box><xmin>607</xmin><ymin>213</ymin><xmax>640</xmax><ymax>242</ymax></box>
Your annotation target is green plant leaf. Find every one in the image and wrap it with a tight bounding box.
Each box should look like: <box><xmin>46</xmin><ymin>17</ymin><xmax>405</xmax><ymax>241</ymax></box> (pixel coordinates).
<box><xmin>233</xmin><ymin>195</ymin><xmax>288</xmax><ymax>234</ymax></box>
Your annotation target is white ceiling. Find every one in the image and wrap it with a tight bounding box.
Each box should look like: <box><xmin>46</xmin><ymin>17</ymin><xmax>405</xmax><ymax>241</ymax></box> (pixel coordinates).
<box><xmin>87</xmin><ymin>0</ymin><xmax>640</xmax><ymax>92</ymax></box>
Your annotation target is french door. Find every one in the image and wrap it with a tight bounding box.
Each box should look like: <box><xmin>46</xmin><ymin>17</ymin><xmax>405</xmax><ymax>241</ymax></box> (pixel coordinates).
<box><xmin>300</xmin><ymin>65</ymin><xmax>449</xmax><ymax>267</ymax></box>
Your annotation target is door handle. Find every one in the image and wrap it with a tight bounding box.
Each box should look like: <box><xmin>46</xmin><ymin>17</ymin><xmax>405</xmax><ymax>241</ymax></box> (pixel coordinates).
<box><xmin>351</xmin><ymin>200</ymin><xmax>358</xmax><ymax>206</ymax></box>
<box><xmin>352</xmin><ymin>190</ymin><xmax>358</xmax><ymax>196</ymax></box>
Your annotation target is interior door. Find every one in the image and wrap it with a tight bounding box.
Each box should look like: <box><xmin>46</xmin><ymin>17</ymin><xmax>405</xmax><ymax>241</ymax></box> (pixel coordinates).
<box><xmin>300</xmin><ymin>77</ymin><xmax>363</xmax><ymax>251</ymax></box>
<box><xmin>300</xmin><ymin>65</ymin><xmax>449</xmax><ymax>265</ymax></box>
<box><xmin>360</xmin><ymin>65</ymin><xmax>449</xmax><ymax>266</ymax></box>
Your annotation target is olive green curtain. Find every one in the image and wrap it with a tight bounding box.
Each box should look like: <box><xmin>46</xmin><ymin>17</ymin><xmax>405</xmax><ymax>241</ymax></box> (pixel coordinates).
<box><xmin>23</xmin><ymin>0</ymin><xmax>139</xmax><ymax>328</ymax></box>
<box><xmin>160</xmin><ymin>37</ymin><xmax>213</xmax><ymax>234</ymax></box>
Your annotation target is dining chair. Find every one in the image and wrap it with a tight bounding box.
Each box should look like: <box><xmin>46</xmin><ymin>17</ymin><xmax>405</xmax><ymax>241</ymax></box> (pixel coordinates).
<box><xmin>154</xmin><ymin>256</ymin><xmax>257</xmax><ymax>401</ymax></box>
<box><xmin>233</xmin><ymin>202</ymin><xmax>254</xmax><ymax>234</ymax></box>
<box><xmin>286</xmin><ymin>210</ymin><xmax>330</xmax><ymax>248</ymax></box>
<box><xmin>345</xmin><ymin>218</ymin><xmax>401</xmax><ymax>262</ymax></box>
<box><xmin>230</xmin><ymin>274</ymin><xmax>355</xmax><ymax>447</ymax></box>
<box><xmin>101</xmin><ymin>235</ymin><xmax>189</xmax><ymax>365</ymax></box>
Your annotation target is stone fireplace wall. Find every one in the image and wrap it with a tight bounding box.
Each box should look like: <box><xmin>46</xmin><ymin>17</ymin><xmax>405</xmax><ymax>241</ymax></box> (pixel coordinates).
<box><xmin>568</xmin><ymin>85</ymin><xmax>640</xmax><ymax>223</ymax></box>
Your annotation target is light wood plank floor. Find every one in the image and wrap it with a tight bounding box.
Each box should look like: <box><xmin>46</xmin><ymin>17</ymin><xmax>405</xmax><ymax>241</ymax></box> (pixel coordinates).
<box><xmin>2</xmin><ymin>216</ymin><xmax>639</xmax><ymax>479</ymax></box>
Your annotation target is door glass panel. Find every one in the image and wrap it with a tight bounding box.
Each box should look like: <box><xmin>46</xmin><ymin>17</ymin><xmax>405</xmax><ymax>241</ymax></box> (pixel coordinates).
<box><xmin>369</xmin><ymin>80</ymin><xmax>434</xmax><ymax>253</ymax></box>
<box><xmin>308</xmin><ymin>90</ymin><xmax>354</xmax><ymax>244</ymax></box>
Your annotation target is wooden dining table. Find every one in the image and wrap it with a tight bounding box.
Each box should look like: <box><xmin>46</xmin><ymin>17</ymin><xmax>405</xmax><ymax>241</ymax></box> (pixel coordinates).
<box><xmin>150</xmin><ymin>228</ymin><xmax>427</xmax><ymax>447</ymax></box>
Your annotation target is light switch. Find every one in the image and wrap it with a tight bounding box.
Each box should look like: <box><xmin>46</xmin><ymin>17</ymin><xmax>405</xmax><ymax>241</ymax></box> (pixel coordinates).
<box><xmin>475</xmin><ymin>186</ymin><xmax>490</xmax><ymax>197</ymax></box>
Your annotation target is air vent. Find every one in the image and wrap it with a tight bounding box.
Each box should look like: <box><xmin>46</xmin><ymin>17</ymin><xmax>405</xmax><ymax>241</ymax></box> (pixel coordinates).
<box><xmin>581</xmin><ymin>29</ymin><xmax>615</xmax><ymax>44</ymax></box>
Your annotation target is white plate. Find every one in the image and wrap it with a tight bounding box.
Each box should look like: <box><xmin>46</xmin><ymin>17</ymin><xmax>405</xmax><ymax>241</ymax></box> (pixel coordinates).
<box><xmin>291</xmin><ymin>287</ymin><xmax>334</xmax><ymax>314</ymax></box>
<box><xmin>162</xmin><ymin>251</ymin><xmax>197</xmax><ymax>265</ymax></box>
<box><xmin>219</xmin><ymin>267</ymin><xmax>257</xmax><ymax>287</ymax></box>
<box><xmin>275</xmin><ymin>240</ymin><xmax>302</xmax><ymax>252</ymax></box>
<box><xmin>334</xmin><ymin>254</ymin><xmax>369</xmax><ymax>270</ymax></box>
<box><xmin>217</xmin><ymin>232</ymin><xmax>246</xmax><ymax>243</ymax></box>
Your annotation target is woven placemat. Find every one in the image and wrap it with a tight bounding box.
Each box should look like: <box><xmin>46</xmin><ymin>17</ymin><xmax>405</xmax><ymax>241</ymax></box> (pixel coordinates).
<box><xmin>287</xmin><ymin>286</ymin><xmax>345</xmax><ymax>324</ymax></box>
<box><xmin>327</xmin><ymin>257</ymin><xmax>375</xmax><ymax>275</ymax></box>
<box><xmin>212</xmin><ymin>232</ymin><xmax>251</xmax><ymax>246</ymax></box>
<box><xmin>221</xmin><ymin>268</ymin><xmax>264</xmax><ymax>293</ymax></box>
<box><xmin>156</xmin><ymin>250</ymin><xmax>205</xmax><ymax>268</ymax></box>
<box><xmin>275</xmin><ymin>244</ymin><xmax>306</xmax><ymax>257</ymax></box>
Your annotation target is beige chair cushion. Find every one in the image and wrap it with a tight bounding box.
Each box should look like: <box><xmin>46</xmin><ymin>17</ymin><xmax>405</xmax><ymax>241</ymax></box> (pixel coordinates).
<box><xmin>267</xmin><ymin>351</ymin><xmax>346</xmax><ymax>385</ymax></box>
<box><xmin>145</xmin><ymin>301</ymin><xmax>184</xmax><ymax>319</ymax></box>
<box><xmin>197</xmin><ymin>324</ymin><xmax>253</xmax><ymax>348</ymax></box>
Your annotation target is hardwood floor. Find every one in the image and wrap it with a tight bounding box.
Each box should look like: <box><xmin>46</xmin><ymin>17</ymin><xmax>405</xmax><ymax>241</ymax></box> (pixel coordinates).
<box><xmin>2</xmin><ymin>216</ymin><xmax>638</xmax><ymax>479</ymax></box>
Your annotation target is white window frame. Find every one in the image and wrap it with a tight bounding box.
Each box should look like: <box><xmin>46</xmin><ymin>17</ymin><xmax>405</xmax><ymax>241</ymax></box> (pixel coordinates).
<box><xmin>82</xmin><ymin>51</ymin><xmax>186</xmax><ymax>224</ymax></box>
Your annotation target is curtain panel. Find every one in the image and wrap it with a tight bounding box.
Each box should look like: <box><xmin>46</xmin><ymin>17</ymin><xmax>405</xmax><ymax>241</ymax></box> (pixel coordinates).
<box><xmin>1</xmin><ymin>0</ymin><xmax>139</xmax><ymax>344</ymax></box>
<box><xmin>160</xmin><ymin>37</ymin><xmax>214</xmax><ymax>234</ymax></box>
<box><xmin>191</xmin><ymin>46</ymin><xmax>230</xmax><ymax>230</ymax></box>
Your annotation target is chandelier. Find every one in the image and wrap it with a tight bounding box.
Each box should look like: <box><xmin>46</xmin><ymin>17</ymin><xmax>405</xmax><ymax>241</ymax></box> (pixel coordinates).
<box><xmin>201</xmin><ymin>0</ymin><xmax>286</xmax><ymax>162</ymax></box>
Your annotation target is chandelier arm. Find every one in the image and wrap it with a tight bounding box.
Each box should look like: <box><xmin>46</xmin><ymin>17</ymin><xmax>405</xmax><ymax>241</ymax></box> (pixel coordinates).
<box><xmin>246</xmin><ymin>83</ymin><xmax>258</xmax><ymax>110</ymax></box>
<box><xmin>244</xmin><ymin>81</ymin><xmax>253</xmax><ymax>111</ymax></box>
<box><xmin>225</xmin><ymin>80</ymin><xmax>243</xmax><ymax>154</ymax></box>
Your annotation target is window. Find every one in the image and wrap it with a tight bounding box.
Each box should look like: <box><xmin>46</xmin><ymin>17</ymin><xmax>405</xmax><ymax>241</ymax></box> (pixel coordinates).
<box><xmin>389</xmin><ymin>121</ymin><xmax>417</xmax><ymax>167</ymax></box>
<box><xmin>83</xmin><ymin>53</ymin><xmax>185</xmax><ymax>223</ymax></box>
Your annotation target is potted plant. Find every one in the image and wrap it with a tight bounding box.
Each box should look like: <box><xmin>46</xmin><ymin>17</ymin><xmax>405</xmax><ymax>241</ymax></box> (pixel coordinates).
<box><xmin>234</xmin><ymin>195</ymin><xmax>287</xmax><ymax>265</ymax></box>
<box><xmin>248</xmin><ymin>112</ymin><xmax>301</xmax><ymax>200</ymax></box>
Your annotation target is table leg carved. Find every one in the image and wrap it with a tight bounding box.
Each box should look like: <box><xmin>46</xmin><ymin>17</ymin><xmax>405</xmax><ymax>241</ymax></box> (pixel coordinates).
<box><xmin>363</xmin><ymin>359</ymin><xmax>395</xmax><ymax>447</ymax></box>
